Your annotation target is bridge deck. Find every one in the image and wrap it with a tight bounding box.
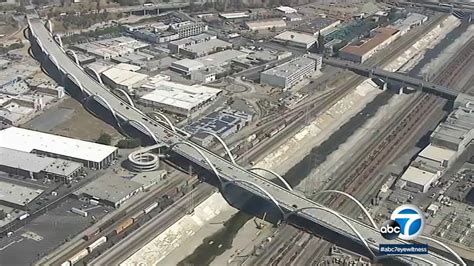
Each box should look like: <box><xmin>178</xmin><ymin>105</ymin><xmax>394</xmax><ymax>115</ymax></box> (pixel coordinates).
<box><xmin>29</xmin><ymin>19</ymin><xmax>457</xmax><ymax>265</ymax></box>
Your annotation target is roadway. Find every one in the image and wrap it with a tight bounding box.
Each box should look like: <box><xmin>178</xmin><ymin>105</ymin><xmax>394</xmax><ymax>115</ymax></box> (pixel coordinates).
<box><xmin>27</xmin><ymin>18</ymin><xmax>457</xmax><ymax>265</ymax></box>
<box><xmin>323</xmin><ymin>57</ymin><xmax>459</xmax><ymax>100</ymax></box>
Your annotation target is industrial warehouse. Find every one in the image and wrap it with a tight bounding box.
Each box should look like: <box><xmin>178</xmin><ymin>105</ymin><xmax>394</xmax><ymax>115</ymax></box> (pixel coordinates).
<box><xmin>0</xmin><ymin>127</ymin><xmax>118</xmax><ymax>169</ymax></box>
<box><xmin>139</xmin><ymin>80</ymin><xmax>222</xmax><ymax>117</ymax></box>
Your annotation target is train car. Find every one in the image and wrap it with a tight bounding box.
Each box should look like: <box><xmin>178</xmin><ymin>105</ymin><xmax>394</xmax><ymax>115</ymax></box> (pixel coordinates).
<box><xmin>68</xmin><ymin>249</ymin><xmax>89</xmax><ymax>265</ymax></box>
<box><xmin>87</xmin><ymin>236</ymin><xmax>107</xmax><ymax>252</ymax></box>
<box><xmin>144</xmin><ymin>202</ymin><xmax>159</xmax><ymax>214</ymax></box>
<box><xmin>114</xmin><ymin>218</ymin><xmax>134</xmax><ymax>235</ymax></box>
<box><xmin>83</xmin><ymin>228</ymin><xmax>100</xmax><ymax>241</ymax></box>
<box><xmin>131</xmin><ymin>210</ymin><xmax>144</xmax><ymax>222</ymax></box>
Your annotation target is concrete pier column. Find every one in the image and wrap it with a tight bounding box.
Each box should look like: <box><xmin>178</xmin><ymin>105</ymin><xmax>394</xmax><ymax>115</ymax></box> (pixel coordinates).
<box><xmin>399</xmin><ymin>87</ymin><xmax>405</xmax><ymax>95</ymax></box>
<box><xmin>382</xmin><ymin>83</ymin><xmax>387</xmax><ymax>91</ymax></box>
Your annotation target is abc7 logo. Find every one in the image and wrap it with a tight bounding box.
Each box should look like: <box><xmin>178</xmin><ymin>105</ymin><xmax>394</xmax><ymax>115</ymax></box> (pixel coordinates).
<box><xmin>380</xmin><ymin>204</ymin><xmax>424</xmax><ymax>240</ymax></box>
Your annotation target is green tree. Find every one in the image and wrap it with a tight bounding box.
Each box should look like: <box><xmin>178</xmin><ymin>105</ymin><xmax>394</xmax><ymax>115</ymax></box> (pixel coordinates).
<box><xmin>96</xmin><ymin>133</ymin><xmax>112</xmax><ymax>145</ymax></box>
<box><xmin>116</xmin><ymin>138</ymin><xmax>141</xmax><ymax>148</ymax></box>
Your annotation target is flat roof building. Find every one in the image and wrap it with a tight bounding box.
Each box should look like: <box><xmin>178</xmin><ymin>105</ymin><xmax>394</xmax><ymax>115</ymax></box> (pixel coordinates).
<box><xmin>431</xmin><ymin>107</ymin><xmax>474</xmax><ymax>154</ymax></box>
<box><xmin>170</xmin><ymin>50</ymin><xmax>247</xmax><ymax>75</ymax></box>
<box><xmin>400</xmin><ymin>166</ymin><xmax>439</xmax><ymax>193</ymax></box>
<box><xmin>0</xmin><ymin>147</ymin><xmax>83</xmax><ymax>182</ymax></box>
<box><xmin>73</xmin><ymin>37</ymin><xmax>149</xmax><ymax>59</ymax></box>
<box><xmin>273</xmin><ymin>31</ymin><xmax>317</xmax><ymax>49</ymax></box>
<box><xmin>73</xmin><ymin>175</ymin><xmax>142</xmax><ymax>208</ymax></box>
<box><xmin>102</xmin><ymin>67</ymin><xmax>149</xmax><ymax>92</ymax></box>
<box><xmin>0</xmin><ymin>127</ymin><xmax>118</xmax><ymax>169</ymax></box>
<box><xmin>260</xmin><ymin>55</ymin><xmax>318</xmax><ymax>90</ymax></box>
<box><xmin>219</xmin><ymin>12</ymin><xmax>249</xmax><ymax>20</ymax></box>
<box><xmin>339</xmin><ymin>27</ymin><xmax>400</xmax><ymax>63</ymax></box>
<box><xmin>245</xmin><ymin>20</ymin><xmax>286</xmax><ymax>31</ymax></box>
<box><xmin>179</xmin><ymin>38</ymin><xmax>232</xmax><ymax>59</ymax></box>
<box><xmin>0</xmin><ymin>181</ymin><xmax>43</xmax><ymax>209</ymax></box>
<box><xmin>139</xmin><ymin>80</ymin><xmax>222</xmax><ymax>117</ymax></box>
<box><xmin>168</xmin><ymin>33</ymin><xmax>216</xmax><ymax>54</ymax></box>
<box><xmin>276</xmin><ymin>6</ymin><xmax>297</xmax><ymax>14</ymax></box>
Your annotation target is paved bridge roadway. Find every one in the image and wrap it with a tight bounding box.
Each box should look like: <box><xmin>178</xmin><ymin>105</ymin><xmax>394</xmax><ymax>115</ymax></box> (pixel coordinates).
<box><xmin>28</xmin><ymin>18</ymin><xmax>459</xmax><ymax>265</ymax></box>
<box><xmin>323</xmin><ymin>58</ymin><xmax>459</xmax><ymax>100</ymax></box>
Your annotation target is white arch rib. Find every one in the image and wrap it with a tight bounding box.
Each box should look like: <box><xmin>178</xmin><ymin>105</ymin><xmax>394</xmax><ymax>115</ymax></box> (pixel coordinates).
<box><xmin>287</xmin><ymin>206</ymin><xmax>376</xmax><ymax>259</ymax></box>
<box><xmin>314</xmin><ymin>190</ymin><xmax>377</xmax><ymax>229</ymax></box>
<box><xmin>88</xmin><ymin>94</ymin><xmax>118</xmax><ymax>122</ymax></box>
<box><xmin>67</xmin><ymin>73</ymin><xmax>88</xmax><ymax>98</ymax></box>
<box><xmin>115</xmin><ymin>88</ymin><xmax>135</xmax><ymax>107</ymax></box>
<box><xmin>55</xmin><ymin>34</ymin><xmax>63</xmax><ymax>48</ymax></box>
<box><xmin>225</xmin><ymin>179</ymin><xmax>285</xmax><ymax>219</ymax></box>
<box><xmin>128</xmin><ymin>119</ymin><xmax>159</xmax><ymax>144</ymax></box>
<box><xmin>149</xmin><ymin>112</ymin><xmax>176</xmax><ymax>132</ymax></box>
<box><xmin>169</xmin><ymin>141</ymin><xmax>223</xmax><ymax>187</ymax></box>
<box><xmin>66</xmin><ymin>49</ymin><xmax>79</xmax><ymax>65</ymax></box>
<box><xmin>248</xmin><ymin>167</ymin><xmax>292</xmax><ymax>191</ymax></box>
<box><xmin>47</xmin><ymin>20</ymin><xmax>53</xmax><ymax>34</ymax></box>
<box><xmin>196</xmin><ymin>131</ymin><xmax>236</xmax><ymax>165</ymax></box>
<box><xmin>418</xmin><ymin>236</ymin><xmax>466</xmax><ymax>266</ymax></box>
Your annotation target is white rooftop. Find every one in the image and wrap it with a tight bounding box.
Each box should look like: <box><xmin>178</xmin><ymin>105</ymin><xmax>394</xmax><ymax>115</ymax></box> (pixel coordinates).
<box><xmin>102</xmin><ymin>67</ymin><xmax>149</xmax><ymax>88</ymax></box>
<box><xmin>400</xmin><ymin>166</ymin><xmax>437</xmax><ymax>187</ymax></box>
<box><xmin>276</xmin><ymin>6</ymin><xmax>298</xmax><ymax>13</ymax></box>
<box><xmin>115</xmin><ymin>63</ymin><xmax>141</xmax><ymax>72</ymax></box>
<box><xmin>141</xmin><ymin>80</ymin><xmax>222</xmax><ymax>111</ymax></box>
<box><xmin>418</xmin><ymin>144</ymin><xmax>456</xmax><ymax>163</ymax></box>
<box><xmin>0</xmin><ymin>180</ymin><xmax>43</xmax><ymax>206</ymax></box>
<box><xmin>274</xmin><ymin>31</ymin><xmax>317</xmax><ymax>45</ymax></box>
<box><xmin>0</xmin><ymin>127</ymin><xmax>117</xmax><ymax>163</ymax></box>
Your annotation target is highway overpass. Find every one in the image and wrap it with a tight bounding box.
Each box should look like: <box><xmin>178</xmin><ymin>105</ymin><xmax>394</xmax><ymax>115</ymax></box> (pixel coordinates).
<box><xmin>27</xmin><ymin>18</ymin><xmax>461</xmax><ymax>265</ymax></box>
<box><xmin>323</xmin><ymin>58</ymin><xmax>459</xmax><ymax>100</ymax></box>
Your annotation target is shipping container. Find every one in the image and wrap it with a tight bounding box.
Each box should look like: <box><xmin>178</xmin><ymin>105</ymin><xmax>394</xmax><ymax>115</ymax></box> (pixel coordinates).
<box><xmin>144</xmin><ymin>202</ymin><xmax>159</xmax><ymax>214</ymax></box>
<box><xmin>114</xmin><ymin>218</ymin><xmax>134</xmax><ymax>234</ymax></box>
<box><xmin>71</xmin><ymin>208</ymin><xmax>88</xmax><ymax>217</ymax></box>
<box><xmin>131</xmin><ymin>211</ymin><xmax>144</xmax><ymax>222</ymax></box>
<box><xmin>83</xmin><ymin>228</ymin><xmax>100</xmax><ymax>241</ymax></box>
<box><xmin>68</xmin><ymin>249</ymin><xmax>89</xmax><ymax>265</ymax></box>
<box><xmin>18</xmin><ymin>213</ymin><xmax>30</xmax><ymax>221</ymax></box>
<box><xmin>87</xmin><ymin>236</ymin><xmax>107</xmax><ymax>252</ymax></box>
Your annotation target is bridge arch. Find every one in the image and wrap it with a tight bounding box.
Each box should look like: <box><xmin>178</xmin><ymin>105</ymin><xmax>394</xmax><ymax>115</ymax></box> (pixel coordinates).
<box><xmin>66</xmin><ymin>73</ymin><xmax>88</xmax><ymax>98</ymax></box>
<box><xmin>169</xmin><ymin>141</ymin><xmax>223</xmax><ymax>187</ymax></box>
<box><xmin>313</xmin><ymin>190</ymin><xmax>376</xmax><ymax>229</ymax></box>
<box><xmin>285</xmin><ymin>206</ymin><xmax>376</xmax><ymax>259</ymax></box>
<box><xmin>127</xmin><ymin>119</ymin><xmax>159</xmax><ymax>144</ymax></box>
<box><xmin>114</xmin><ymin>88</ymin><xmax>135</xmax><ymax>107</ymax></box>
<box><xmin>224</xmin><ymin>179</ymin><xmax>285</xmax><ymax>220</ymax></box>
<box><xmin>418</xmin><ymin>236</ymin><xmax>466</xmax><ymax>266</ymax></box>
<box><xmin>46</xmin><ymin>20</ymin><xmax>53</xmax><ymax>34</ymax></box>
<box><xmin>149</xmin><ymin>112</ymin><xmax>176</xmax><ymax>132</ymax></box>
<box><xmin>54</xmin><ymin>34</ymin><xmax>63</xmax><ymax>48</ymax></box>
<box><xmin>85</xmin><ymin>67</ymin><xmax>103</xmax><ymax>84</ymax></box>
<box><xmin>65</xmin><ymin>49</ymin><xmax>79</xmax><ymax>65</ymax></box>
<box><xmin>248</xmin><ymin>167</ymin><xmax>292</xmax><ymax>191</ymax></box>
<box><xmin>194</xmin><ymin>131</ymin><xmax>236</xmax><ymax>165</ymax></box>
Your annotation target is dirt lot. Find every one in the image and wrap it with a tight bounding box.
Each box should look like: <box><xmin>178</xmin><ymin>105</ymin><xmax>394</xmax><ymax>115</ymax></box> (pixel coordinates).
<box><xmin>48</xmin><ymin>98</ymin><xmax>120</xmax><ymax>142</ymax></box>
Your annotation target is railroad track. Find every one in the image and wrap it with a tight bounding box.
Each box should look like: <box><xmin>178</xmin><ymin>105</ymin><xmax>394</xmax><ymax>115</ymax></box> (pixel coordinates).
<box><xmin>290</xmin><ymin>25</ymin><xmax>474</xmax><ymax>266</ymax></box>
<box><xmin>249</xmin><ymin>15</ymin><xmax>473</xmax><ymax>266</ymax></box>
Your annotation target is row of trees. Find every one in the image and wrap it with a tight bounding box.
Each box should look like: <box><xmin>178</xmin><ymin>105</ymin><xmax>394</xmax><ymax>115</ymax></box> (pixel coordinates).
<box><xmin>96</xmin><ymin>133</ymin><xmax>141</xmax><ymax>148</ymax></box>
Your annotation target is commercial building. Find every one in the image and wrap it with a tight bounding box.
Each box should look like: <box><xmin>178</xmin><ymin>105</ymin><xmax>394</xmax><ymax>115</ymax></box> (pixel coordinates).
<box><xmin>171</xmin><ymin>50</ymin><xmax>248</xmax><ymax>75</ymax></box>
<box><xmin>170</xmin><ymin>21</ymin><xmax>208</xmax><ymax>38</ymax></box>
<box><xmin>168</xmin><ymin>33</ymin><xmax>216</xmax><ymax>54</ymax></box>
<box><xmin>73</xmin><ymin>37</ymin><xmax>149</xmax><ymax>59</ymax></box>
<box><xmin>131</xmin><ymin>21</ymin><xmax>208</xmax><ymax>44</ymax></box>
<box><xmin>179</xmin><ymin>39</ymin><xmax>232</xmax><ymax>59</ymax></box>
<box><xmin>186</xmin><ymin>108</ymin><xmax>253</xmax><ymax>147</ymax></box>
<box><xmin>414</xmin><ymin>144</ymin><xmax>456</xmax><ymax>172</ymax></box>
<box><xmin>299</xmin><ymin>18</ymin><xmax>341</xmax><ymax>36</ymax></box>
<box><xmin>139</xmin><ymin>80</ymin><xmax>222</xmax><ymax>117</ymax></box>
<box><xmin>273</xmin><ymin>31</ymin><xmax>317</xmax><ymax>49</ymax></box>
<box><xmin>260</xmin><ymin>55</ymin><xmax>317</xmax><ymax>89</ymax></box>
<box><xmin>0</xmin><ymin>181</ymin><xmax>43</xmax><ymax>209</ymax></box>
<box><xmin>400</xmin><ymin>166</ymin><xmax>439</xmax><ymax>193</ymax></box>
<box><xmin>0</xmin><ymin>127</ymin><xmax>118</xmax><ymax>169</ymax></box>
<box><xmin>389</xmin><ymin>13</ymin><xmax>427</xmax><ymax>35</ymax></box>
<box><xmin>73</xmin><ymin>175</ymin><xmax>142</xmax><ymax>208</ymax></box>
<box><xmin>245</xmin><ymin>19</ymin><xmax>286</xmax><ymax>31</ymax></box>
<box><xmin>0</xmin><ymin>147</ymin><xmax>83</xmax><ymax>182</ymax></box>
<box><xmin>101</xmin><ymin>67</ymin><xmax>149</xmax><ymax>92</ymax></box>
<box><xmin>339</xmin><ymin>27</ymin><xmax>400</xmax><ymax>63</ymax></box>
<box><xmin>430</xmin><ymin>107</ymin><xmax>474</xmax><ymax>157</ymax></box>
<box><xmin>219</xmin><ymin>12</ymin><xmax>249</xmax><ymax>20</ymax></box>
<box><xmin>276</xmin><ymin>6</ymin><xmax>297</xmax><ymax>14</ymax></box>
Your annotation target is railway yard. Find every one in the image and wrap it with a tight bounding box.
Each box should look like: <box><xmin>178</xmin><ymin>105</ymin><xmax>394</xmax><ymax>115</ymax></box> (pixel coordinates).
<box><xmin>0</xmin><ymin>1</ymin><xmax>473</xmax><ymax>266</ymax></box>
